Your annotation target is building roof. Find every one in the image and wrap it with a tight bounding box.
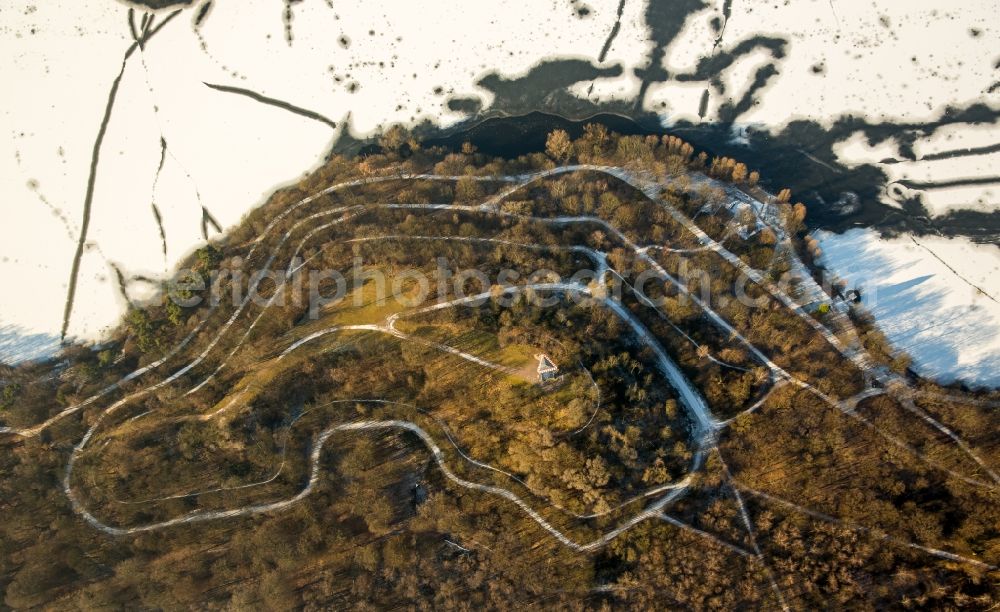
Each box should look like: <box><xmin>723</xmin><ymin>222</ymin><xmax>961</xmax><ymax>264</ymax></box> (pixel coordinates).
<box><xmin>535</xmin><ymin>353</ymin><xmax>558</xmax><ymax>374</ymax></box>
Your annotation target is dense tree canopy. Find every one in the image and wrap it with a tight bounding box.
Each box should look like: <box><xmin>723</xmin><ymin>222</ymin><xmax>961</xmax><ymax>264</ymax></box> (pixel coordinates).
<box><xmin>1</xmin><ymin>127</ymin><xmax>997</xmax><ymax>610</ymax></box>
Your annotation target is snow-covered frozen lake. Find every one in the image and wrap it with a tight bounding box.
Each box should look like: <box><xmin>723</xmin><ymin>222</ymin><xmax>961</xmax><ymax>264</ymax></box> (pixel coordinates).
<box><xmin>1</xmin><ymin>0</ymin><xmax>998</xmax><ymax>385</ymax></box>
<box><xmin>818</xmin><ymin>229</ymin><xmax>1000</xmax><ymax>388</ymax></box>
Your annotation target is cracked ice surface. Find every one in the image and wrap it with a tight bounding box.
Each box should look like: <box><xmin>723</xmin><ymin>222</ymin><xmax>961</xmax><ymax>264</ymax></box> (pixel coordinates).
<box><xmin>0</xmin><ymin>0</ymin><xmax>654</xmax><ymax>356</ymax></box>
<box><xmin>0</xmin><ymin>0</ymin><xmax>998</xmax><ymax>378</ymax></box>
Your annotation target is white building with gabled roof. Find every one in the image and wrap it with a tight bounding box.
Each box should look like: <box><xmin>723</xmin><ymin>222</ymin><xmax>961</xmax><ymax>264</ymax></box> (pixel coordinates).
<box><xmin>534</xmin><ymin>353</ymin><xmax>559</xmax><ymax>382</ymax></box>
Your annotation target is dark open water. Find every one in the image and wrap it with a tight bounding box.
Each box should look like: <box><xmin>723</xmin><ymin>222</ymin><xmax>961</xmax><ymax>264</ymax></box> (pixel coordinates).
<box><xmin>419</xmin><ymin>112</ymin><xmax>999</xmax><ymax>243</ymax></box>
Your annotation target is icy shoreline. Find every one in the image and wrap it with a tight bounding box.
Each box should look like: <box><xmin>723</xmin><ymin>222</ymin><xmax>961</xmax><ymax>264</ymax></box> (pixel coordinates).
<box><xmin>817</xmin><ymin>228</ymin><xmax>1000</xmax><ymax>388</ymax></box>
<box><xmin>2</xmin><ymin>0</ymin><xmax>997</xmax><ymax>376</ymax></box>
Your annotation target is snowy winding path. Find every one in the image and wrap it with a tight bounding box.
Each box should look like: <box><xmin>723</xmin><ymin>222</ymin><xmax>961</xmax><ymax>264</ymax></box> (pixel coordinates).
<box><xmin>1</xmin><ymin>165</ymin><xmax>994</xmax><ymax>579</ymax></box>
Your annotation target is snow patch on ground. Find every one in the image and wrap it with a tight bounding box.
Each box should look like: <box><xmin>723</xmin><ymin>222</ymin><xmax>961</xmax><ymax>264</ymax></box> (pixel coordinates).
<box><xmin>817</xmin><ymin>228</ymin><xmax>1000</xmax><ymax>388</ymax></box>
<box><xmin>0</xmin><ymin>324</ymin><xmax>62</xmax><ymax>365</ymax></box>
